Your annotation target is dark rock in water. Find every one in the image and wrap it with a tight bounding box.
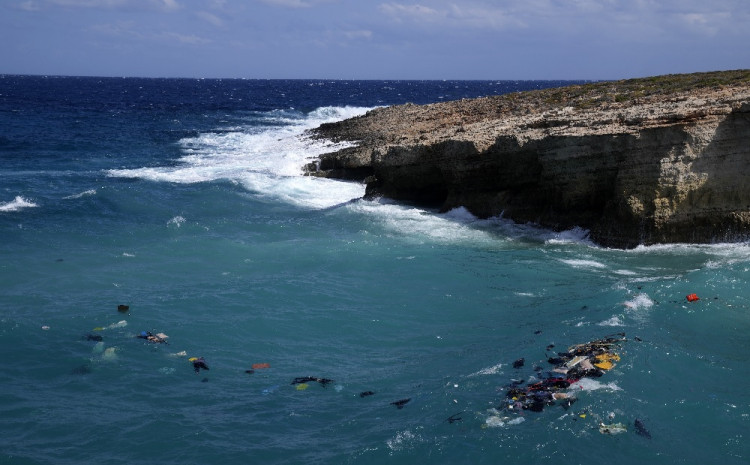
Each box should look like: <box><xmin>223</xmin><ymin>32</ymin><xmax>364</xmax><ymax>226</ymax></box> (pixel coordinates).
<box><xmin>117</xmin><ymin>304</ymin><xmax>129</xmax><ymax>312</ymax></box>
<box><xmin>71</xmin><ymin>365</ymin><xmax>92</xmax><ymax>375</ymax></box>
<box><xmin>391</xmin><ymin>398</ymin><xmax>411</xmax><ymax>409</ymax></box>
<box><xmin>245</xmin><ymin>370</ymin><xmax>255</xmax><ymax>375</ymax></box>
<box><xmin>359</xmin><ymin>391</ymin><xmax>375</xmax><ymax>398</ymax></box>
<box><xmin>84</xmin><ymin>333</ymin><xmax>103</xmax><ymax>342</ymax></box>
<box><xmin>635</xmin><ymin>418</ymin><xmax>652</xmax><ymax>439</ymax></box>
<box><xmin>513</xmin><ymin>358</ymin><xmax>525</xmax><ymax>369</ymax></box>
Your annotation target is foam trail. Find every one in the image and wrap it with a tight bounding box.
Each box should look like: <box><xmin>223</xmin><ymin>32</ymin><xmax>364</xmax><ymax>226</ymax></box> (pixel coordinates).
<box><xmin>0</xmin><ymin>196</ymin><xmax>38</xmax><ymax>212</ymax></box>
<box><xmin>63</xmin><ymin>189</ymin><xmax>97</xmax><ymax>200</ymax></box>
<box><xmin>107</xmin><ymin>106</ymin><xmax>372</xmax><ymax>209</ymax></box>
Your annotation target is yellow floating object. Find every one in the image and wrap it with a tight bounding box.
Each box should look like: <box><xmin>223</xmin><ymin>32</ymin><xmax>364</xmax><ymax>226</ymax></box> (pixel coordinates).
<box><xmin>595</xmin><ymin>353</ymin><xmax>620</xmax><ymax>363</ymax></box>
<box><xmin>92</xmin><ymin>327</ymin><xmax>104</xmax><ymax>331</ymax></box>
<box><xmin>593</xmin><ymin>360</ymin><xmax>615</xmax><ymax>370</ymax></box>
<box><xmin>296</xmin><ymin>383</ymin><xmax>309</xmax><ymax>391</ymax></box>
<box><xmin>579</xmin><ymin>414</ymin><xmax>587</xmax><ymax>419</ymax></box>
<box><xmin>188</xmin><ymin>357</ymin><xmax>198</xmax><ymax>362</ymax></box>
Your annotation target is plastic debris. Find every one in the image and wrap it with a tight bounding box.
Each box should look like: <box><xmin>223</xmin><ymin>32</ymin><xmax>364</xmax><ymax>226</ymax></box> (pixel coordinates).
<box><xmin>501</xmin><ymin>334</ymin><xmax>625</xmax><ymax>414</ymax></box>
<box><xmin>599</xmin><ymin>422</ymin><xmax>627</xmax><ymax>435</ymax></box>
<box><xmin>296</xmin><ymin>383</ymin><xmax>309</xmax><ymax>391</ymax></box>
<box><xmin>252</xmin><ymin>363</ymin><xmax>270</xmax><ymax>369</ymax></box>
<box><xmin>686</xmin><ymin>293</ymin><xmax>700</xmax><ymax>302</ymax></box>
<box><xmin>117</xmin><ymin>304</ymin><xmax>129</xmax><ymax>312</ymax></box>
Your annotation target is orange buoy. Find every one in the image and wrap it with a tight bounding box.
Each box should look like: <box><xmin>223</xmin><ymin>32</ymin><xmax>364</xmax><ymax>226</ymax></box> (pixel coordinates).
<box><xmin>686</xmin><ymin>293</ymin><xmax>700</xmax><ymax>302</ymax></box>
<box><xmin>252</xmin><ymin>362</ymin><xmax>270</xmax><ymax>369</ymax></box>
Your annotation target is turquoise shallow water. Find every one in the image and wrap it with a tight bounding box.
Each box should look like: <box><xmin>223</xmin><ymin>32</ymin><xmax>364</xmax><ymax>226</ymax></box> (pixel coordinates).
<box><xmin>1</xmin><ymin>76</ymin><xmax>748</xmax><ymax>464</ymax></box>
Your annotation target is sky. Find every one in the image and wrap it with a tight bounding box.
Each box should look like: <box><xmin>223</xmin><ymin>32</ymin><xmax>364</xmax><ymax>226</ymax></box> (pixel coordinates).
<box><xmin>1</xmin><ymin>0</ymin><xmax>749</xmax><ymax>80</ymax></box>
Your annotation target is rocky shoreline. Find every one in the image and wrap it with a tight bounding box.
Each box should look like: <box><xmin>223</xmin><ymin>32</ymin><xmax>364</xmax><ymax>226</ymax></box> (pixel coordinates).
<box><xmin>305</xmin><ymin>70</ymin><xmax>750</xmax><ymax>248</ymax></box>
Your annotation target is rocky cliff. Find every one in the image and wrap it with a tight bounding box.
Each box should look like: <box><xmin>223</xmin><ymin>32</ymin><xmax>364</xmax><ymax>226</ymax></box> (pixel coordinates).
<box><xmin>305</xmin><ymin>70</ymin><xmax>750</xmax><ymax>248</ymax></box>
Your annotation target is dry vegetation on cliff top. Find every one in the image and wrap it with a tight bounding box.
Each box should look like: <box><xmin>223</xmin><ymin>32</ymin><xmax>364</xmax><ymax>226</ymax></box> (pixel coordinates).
<box><xmin>531</xmin><ymin>69</ymin><xmax>750</xmax><ymax>110</ymax></box>
<box><xmin>312</xmin><ymin>70</ymin><xmax>750</xmax><ymax>145</ymax></box>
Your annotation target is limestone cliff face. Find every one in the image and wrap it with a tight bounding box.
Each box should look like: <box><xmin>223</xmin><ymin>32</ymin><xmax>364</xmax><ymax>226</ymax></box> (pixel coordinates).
<box><xmin>306</xmin><ymin>72</ymin><xmax>750</xmax><ymax>248</ymax></box>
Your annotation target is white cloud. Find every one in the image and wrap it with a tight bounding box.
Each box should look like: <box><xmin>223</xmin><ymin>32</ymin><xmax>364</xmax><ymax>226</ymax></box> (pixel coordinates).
<box><xmin>47</xmin><ymin>0</ymin><xmax>128</xmax><ymax>6</ymax></box>
<box><xmin>155</xmin><ymin>0</ymin><xmax>180</xmax><ymax>11</ymax></box>
<box><xmin>196</xmin><ymin>10</ymin><xmax>224</xmax><ymax>27</ymax></box>
<box><xmin>342</xmin><ymin>29</ymin><xmax>373</xmax><ymax>40</ymax></box>
<box><xmin>161</xmin><ymin>31</ymin><xmax>210</xmax><ymax>44</ymax></box>
<box><xmin>258</xmin><ymin>0</ymin><xmax>312</xmax><ymax>7</ymax></box>
<box><xmin>379</xmin><ymin>3</ymin><xmax>445</xmax><ymax>22</ymax></box>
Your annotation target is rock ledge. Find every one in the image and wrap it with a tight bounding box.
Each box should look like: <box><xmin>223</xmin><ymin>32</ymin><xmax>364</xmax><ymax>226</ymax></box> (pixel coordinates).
<box><xmin>305</xmin><ymin>70</ymin><xmax>750</xmax><ymax>248</ymax></box>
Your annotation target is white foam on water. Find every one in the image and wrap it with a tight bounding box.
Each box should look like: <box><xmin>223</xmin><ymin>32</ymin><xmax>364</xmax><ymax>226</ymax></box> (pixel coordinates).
<box><xmin>544</xmin><ymin>226</ymin><xmax>593</xmax><ymax>245</ymax></box>
<box><xmin>597</xmin><ymin>316</ymin><xmax>625</xmax><ymax>327</ymax></box>
<box><xmin>386</xmin><ymin>429</ymin><xmax>423</xmax><ymax>451</ymax></box>
<box><xmin>559</xmin><ymin>258</ymin><xmax>607</xmax><ymax>269</ymax></box>
<box><xmin>348</xmin><ymin>202</ymin><xmax>504</xmax><ymax>246</ymax></box>
<box><xmin>0</xmin><ymin>196</ymin><xmax>38</xmax><ymax>212</ymax></box>
<box><xmin>469</xmin><ymin>362</ymin><xmax>504</xmax><ymax>377</ymax></box>
<box><xmin>569</xmin><ymin>378</ymin><xmax>622</xmax><ymax>392</ymax></box>
<box><xmin>63</xmin><ymin>189</ymin><xmax>97</xmax><ymax>200</ymax></box>
<box><xmin>623</xmin><ymin>293</ymin><xmax>654</xmax><ymax>310</ymax></box>
<box><xmin>167</xmin><ymin>216</ymin><xmax>186</xmax><ymax>228</ymax></box>
<box><xmin>107</xmin><ymin>106</ymin><xmax>371</xmax><ymax>209</ymax></box>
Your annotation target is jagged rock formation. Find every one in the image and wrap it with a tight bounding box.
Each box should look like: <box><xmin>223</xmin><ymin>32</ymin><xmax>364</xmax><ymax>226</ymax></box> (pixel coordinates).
<box><xmin>305</xmin><ymin>71</ymin><xmax>750</xmax><ymax>248</ymax></box>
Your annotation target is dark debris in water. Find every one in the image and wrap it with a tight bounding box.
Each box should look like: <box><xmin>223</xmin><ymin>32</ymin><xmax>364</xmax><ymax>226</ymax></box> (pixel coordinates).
<box><xmin>390</xmin><ymin>398</ymin><xmax>411</xmax><ymax>409</ymax></box>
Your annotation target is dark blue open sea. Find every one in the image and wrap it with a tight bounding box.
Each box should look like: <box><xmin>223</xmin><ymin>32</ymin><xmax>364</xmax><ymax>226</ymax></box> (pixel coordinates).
<box><xmin>1</xmin><ymin>76</ymin><xmax>748</xmax><ymax>465</ymax></box>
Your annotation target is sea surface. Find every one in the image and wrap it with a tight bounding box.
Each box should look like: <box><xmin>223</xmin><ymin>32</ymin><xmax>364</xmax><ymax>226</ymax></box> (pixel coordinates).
<box><xmin>1</xmin><ymin>76</ymin><xmax>748</xmax><ymax>465</ymax></box>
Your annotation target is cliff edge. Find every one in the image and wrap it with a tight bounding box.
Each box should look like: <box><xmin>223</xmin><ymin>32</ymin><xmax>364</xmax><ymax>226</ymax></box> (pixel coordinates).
<box><xmin>305</xmin><ymin>70</ymin><xmax>750</xmax><ymax>248</ymax></box>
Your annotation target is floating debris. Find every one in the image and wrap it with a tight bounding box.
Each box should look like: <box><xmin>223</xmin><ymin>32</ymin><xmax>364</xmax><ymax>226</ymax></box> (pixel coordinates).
<box><xmin>446</xmin><ymin>412</ymin><xmax>464</xmax><ymax>424</ymax></box>
<box><xmin>189</xmin><ymin>357</ymin><xmax>209</xmax><ymax>373</ymax></box>
<box><xmin>391</xmin><ymin>398</ymin><xmax>411</xmax><ymax>409</ymax></box>
<box><xmin>599</xmin><ymin>422</ymin><xmax>627</xmax><ymax>435</ymax></box>
<box><xmin>291</xmin><ymin>376</ymin><xmax>333</xmax><ymax>387</ymax></box>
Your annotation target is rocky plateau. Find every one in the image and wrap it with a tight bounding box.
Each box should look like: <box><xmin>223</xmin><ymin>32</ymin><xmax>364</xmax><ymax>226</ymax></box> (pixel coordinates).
<box><xmin>305</xmin><ymin>70</ymin><xmax>750</xmax><ymax>248</ymax></box>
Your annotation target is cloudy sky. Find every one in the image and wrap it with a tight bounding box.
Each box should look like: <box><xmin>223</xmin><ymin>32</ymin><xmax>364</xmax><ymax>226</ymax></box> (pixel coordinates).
<box><xmin>1</xmin><ymin>0</ymin><xmax>748</xmax><ymax>79</ymax></box>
